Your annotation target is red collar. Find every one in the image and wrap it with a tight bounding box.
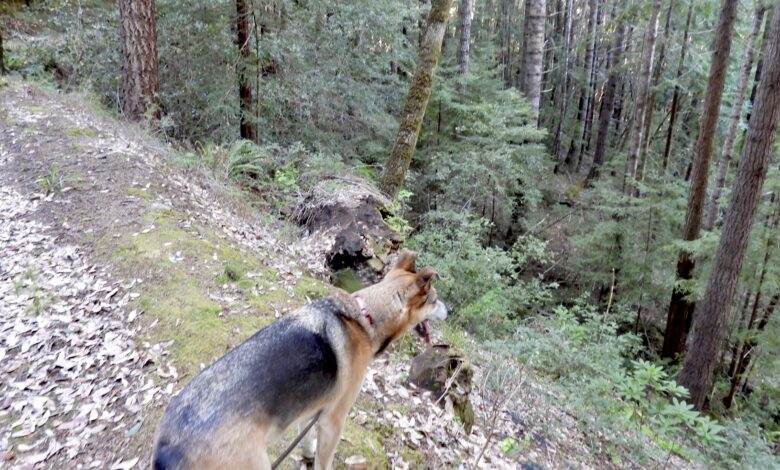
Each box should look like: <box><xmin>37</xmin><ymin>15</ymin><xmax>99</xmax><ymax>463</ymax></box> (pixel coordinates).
<box><xmin>353</xmin><ymin>294</ymin><xmax>373</xmax><ymax>326</ymax></box>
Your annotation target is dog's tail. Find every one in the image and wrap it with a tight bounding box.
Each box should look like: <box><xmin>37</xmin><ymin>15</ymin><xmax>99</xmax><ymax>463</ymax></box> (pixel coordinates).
<box><xmin>152</xmin><ymin>442</ymin><xmax>185</xmax><ymax>470</ymax></box>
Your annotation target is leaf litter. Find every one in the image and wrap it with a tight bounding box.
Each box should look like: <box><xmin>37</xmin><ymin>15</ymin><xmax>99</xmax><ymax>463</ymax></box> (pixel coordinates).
<box><xmin>0</xmin><ymin>187</ymin><xmax>175</xmax><ymax>469</ymax></box>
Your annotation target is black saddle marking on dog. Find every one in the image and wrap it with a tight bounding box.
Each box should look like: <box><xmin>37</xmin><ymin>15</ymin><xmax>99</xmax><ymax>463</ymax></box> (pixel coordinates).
<box><xmin>156</xmin><ymin>298</ymin><xmax>346</xmax><ymax>450</ymax></box>
<box><xmin>152</xmin><ymin>440</ymin><xmax>184</xmax><ymax>470</ymax></box>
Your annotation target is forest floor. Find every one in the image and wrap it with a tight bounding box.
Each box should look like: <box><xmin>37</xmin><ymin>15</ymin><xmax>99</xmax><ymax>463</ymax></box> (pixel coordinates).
<box><xmin>0</xmin><ymin>78</ymin><xmax>695</xmax><ymax>470</ymax></box>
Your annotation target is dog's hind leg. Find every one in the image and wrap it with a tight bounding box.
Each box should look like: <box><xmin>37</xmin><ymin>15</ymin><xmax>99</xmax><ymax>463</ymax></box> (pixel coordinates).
<box><xmin>313</xmin><ymin>411</ymin><xmax>347</xmax><ymax>470</ymax></box>
<box><xmin>298</xmin><ymin>421</ymin><xmax>317</xmax><ymax>460</ymax></box>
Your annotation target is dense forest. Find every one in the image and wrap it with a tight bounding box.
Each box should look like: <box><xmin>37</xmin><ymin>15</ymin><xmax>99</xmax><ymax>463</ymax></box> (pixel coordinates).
<box><xmin>2</xmin><ymin>0</ymin><xmax>780</xmax><ymax>468</ymax></box>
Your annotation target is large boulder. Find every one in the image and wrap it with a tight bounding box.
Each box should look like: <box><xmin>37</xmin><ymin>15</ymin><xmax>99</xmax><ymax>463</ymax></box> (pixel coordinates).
<box><xmin>293</xmin><ymin>177</ymin><xmax>401</xmax><ymax>286</ymax></box>
<box><xmin>409</xmin><ymin>345</ymin><xmax>475</xmax><ymax>434</ymax></box>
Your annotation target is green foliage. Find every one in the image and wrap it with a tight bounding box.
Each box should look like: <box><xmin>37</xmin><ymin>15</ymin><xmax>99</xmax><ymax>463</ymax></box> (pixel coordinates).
<box><xmin>616</xmin><ymin>360</ymin><xmax>725</xmax><ymax>450</ymax></box>
<box><xmin>39</xmin><ymin>164</ymin><xmax>62</xmax><ymax>194</ymax></box>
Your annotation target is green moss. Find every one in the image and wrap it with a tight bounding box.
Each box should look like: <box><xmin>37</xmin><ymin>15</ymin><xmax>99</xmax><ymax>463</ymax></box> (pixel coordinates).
<box><xmin>293</xmin><ymin>275</ymin><xmax>330</xmax><ymax>300</ymax></box>
<box><xmin>125</xmin><ymin>187</ymin><xmax>153</xmax><ymax>200</ymax></box>
<box><xmin>332</xmin><ymin>268</ymin><xmax>365</xmax><ymax>293</ymax></box>
<box><xmin>65</xmin><ymin>127</ymin><xmax>98</xmax><ymax>138</ymax></box>
<box><xmin>335</xmin><ymin>420</ymin><xmax>390</xmax><ymax>470</ymax></box>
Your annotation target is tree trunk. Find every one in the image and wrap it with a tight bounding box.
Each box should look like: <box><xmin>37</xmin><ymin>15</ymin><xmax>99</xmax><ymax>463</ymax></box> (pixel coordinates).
<box><xmin>520</xmin><ymin>0</ymin><xmax>546</xmax><ymax>121</ymax></box>
<box><xmin>119</xmin><ymin>0</ymin><xmax>159</xmax><ymax>121</ymax></box>
<box><xmin>723</xmin><ymin>196</ymin><xmax>778</xmax><ymax>409</ymax></box>
<box><xmin>705</xmin><ymin>6</ymin><xmax>766</xmax><ymax>230</ymax></box>
<box><xmin>661</xmin><ymin>0</ymin><xmax>739</xmax><ymax>362</ymax></box>
<box><xmin>636</xmin><ymin>0</ymin><xmax>675</xmax><ymax>182</ymax></box>
<box><xmin>236</xmin><ymin>0</ymin><xmax>256</xmax><ymax>142</ymax></box>
<box><xmin>678</xmin><ymin>2</ymin><xmax>780</xmax><ymax>410</ymax></box>
<box><xmin>623</xmin><ymin>0</ymin><xmax>662</xmax><ymax>196</ymax></box>
<box><xmin>662</xmin><ymin>3</ymin><xmax>693</xmax><ymax>173</ymax></box>
<box><xmin>551</xmin><ymin>0</ymin><xmax>574</xmax><ymax>163</ymax></box>
<box><xmin>567</xmin><ymin>0</ymin><xmax>599</xmax><ymax>168</ymax></box>
<box><xmin>457</xmin><ymin>0</ymin><xmax>473</xmax><ymax>76</ymax></box>
<box><xmin>379</xmin><ymin>0</ymin><xmax>453</xmax><ymax>199</ymax></box>
<box><xmin>586</xmin><ymin>20</ymin><xmax>625</xmax><ymax>183</ymax></box>
<box><xmin>576</xmin><ymin>0</ymin><xmax>603</xmax><ymax>172</ymax></box>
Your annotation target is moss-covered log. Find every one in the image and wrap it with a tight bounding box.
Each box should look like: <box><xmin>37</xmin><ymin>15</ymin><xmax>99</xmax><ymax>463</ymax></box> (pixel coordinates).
<box><xmin>379</xmin><ymin>0</ymin><xmax>453</xmax><ymax>200</ymax></box>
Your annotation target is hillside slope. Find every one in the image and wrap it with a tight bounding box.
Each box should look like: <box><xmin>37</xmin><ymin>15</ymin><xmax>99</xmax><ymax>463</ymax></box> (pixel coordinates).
<box><xmin>0</xmin><ymin>79</ymin><xmax>695</xmax><ymax>470</ymax></box>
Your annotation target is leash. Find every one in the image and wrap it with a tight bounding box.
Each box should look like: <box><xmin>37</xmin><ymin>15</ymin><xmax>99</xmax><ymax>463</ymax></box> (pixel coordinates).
<box><xmin>271</xmin><ymin>411</ymin><xmax>321</xmax><ymax>469</ymax></box>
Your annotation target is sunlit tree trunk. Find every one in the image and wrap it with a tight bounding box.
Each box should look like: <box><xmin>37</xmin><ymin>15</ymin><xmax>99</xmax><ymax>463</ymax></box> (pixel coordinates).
<box><xmin>678</xmin><ymin>3</ymin><xmax>780</xmax><ymax>410</ymax></box>
<box><xmin>380</xmin><ymin>0</ymin><xmax>453</xmax><ymax>199</ymax></box>
<box><xmin>661</xmin><ymin>0</ymin><xmax>739</xmax><ymax>361</ymax></box>
<box><xmin>705</xmin><ymin>6</ymin><xmax>765</xmax><ymax>230</ymax></box>
<box><xmin>520</xmin><ymin>0</ymin><xmax>546</xmax><ymax>121</ymax></box>
<box><xmin>119</xmin><ymin>0</ymin><xmax>158</xmax><ymax>121</ymax></box>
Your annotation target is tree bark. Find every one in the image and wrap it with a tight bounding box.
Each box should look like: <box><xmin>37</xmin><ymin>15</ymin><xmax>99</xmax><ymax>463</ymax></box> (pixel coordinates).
<box><xmin>586</xmin><ymin>19</ymin><xmax>626</xmax><ymax>183</ymax></box>
<box><xmin>236</xmin><ymin>0</ymin><xmax>256</xmax><ymax>142</ymax></box>
<box><xmin>723</xmin><ymin>196</ymin><xmax>778</xmax><ymax>409</ymax></box>
<box><xmin>662</xmin><ymin>3</ymin><xmax>693</xmax><ymax>173</ymax></box>
<box><xmin>567</xmin><ymin>0</ymin><xmax>599</xmax><ymax>168</ymax></box>
<box><xmin>705</xmin><ymin>6</ymin><xmax>766</xmax><ymax>230</ymax></box>
<box><xmin>551</xmin><ymin>0</ymin><xmax>574</xmax><ymax>163</ymax></box>
<box><xmin>661</xmin><ymin>0</ymin><xmax>739</xmax><ymax>361</ymax></box>
<box><xmin>457</xmin><ymin>0</ymin><xmax>473</xmax><ymax>76</ymax></box>
<box><xmin>678</xmin><ymin>2</ymin><xmax>780</xmax><ymax>410</ymax></box>
<box><xmin>623</xmin><ymin>0</ymin><xmax>662</xmax><ymax>195</ymax></box>
<box><xmin>520</xmin><ymin>0</ymin><xmax>547</xmax><ymax>121</ymax></box>
<box><xmin>379</xmin><ymin>0</ymin><xmax>453</xmax><ymax>199</ymax></box>
<box><xmin>636</xmin><ymin>0</ymin><xmax>675</xmax><ymax>182</ymax></box>
<box><xmin>119</xmin><ymin>0</ymin><xmax>159</xmax><ymax>121</ymax></box>
<box><xmin>576</xmin><ymin>0</ymin><xmax>603</xmax><ymax>171</ymax></box>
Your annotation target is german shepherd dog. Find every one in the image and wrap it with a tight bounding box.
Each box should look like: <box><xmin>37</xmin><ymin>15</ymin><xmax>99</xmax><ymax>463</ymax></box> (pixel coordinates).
<box><xmin>152</xmin><ymin>250</ymin><xmax>447</xmax><ymax>469</ymax></box>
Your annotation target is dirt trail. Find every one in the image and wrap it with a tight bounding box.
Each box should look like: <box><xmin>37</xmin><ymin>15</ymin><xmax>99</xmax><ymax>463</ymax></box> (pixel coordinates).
<box><xmin>1</xmin><ymin>79</ymin><xmax>682</xmax><ymax>470</ymax></box>
<box><xmin>0</xmin><ymin>79</ymin><xmax>327</xmax><ymax>468</ymax></box>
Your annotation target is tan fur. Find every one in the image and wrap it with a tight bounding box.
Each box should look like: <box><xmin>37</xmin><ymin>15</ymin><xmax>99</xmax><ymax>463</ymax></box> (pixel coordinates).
<box><xmin>154</xmin><ymin>250</ymin><xmax>445</xmax><ymax>470</ymax></box>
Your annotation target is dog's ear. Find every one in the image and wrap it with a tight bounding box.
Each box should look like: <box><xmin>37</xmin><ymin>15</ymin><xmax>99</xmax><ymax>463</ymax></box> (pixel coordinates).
<box><xmin>416</xmin><ymin>267</ymin><xmax>437</xmax><ymax>293</ymax></box>
<box><xmin>394</xmin><ymin>250</ymin><xmax>417</xmax><ymax>273</ymax></box>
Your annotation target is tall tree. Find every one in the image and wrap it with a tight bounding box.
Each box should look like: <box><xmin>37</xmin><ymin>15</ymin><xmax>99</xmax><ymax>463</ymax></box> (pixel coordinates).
<box><xmin>586</xmin><ymin>19</ymin><xmax>626</xmax><ymax>183</ymax></box>
<box><xmin>678</xmin><ymin>2</ymin><xmax>780</xmax><ymax>410</ymax></box>
<box><xmin>520</xmin><ymin>0</ymin><xmax>546</xmax><ymax>120</ymax></box>
<box><xmin>705</xmin><ymin>6</ymin><xmax>766</xmax><ymax>230</ymax></box>
<box><xmin>724</xmin><ymin>196</ymin><xmax>779</xmax><ymax>409</ymax></box>
<box><xmin>379</xmin><ymin>0</ymin><xmax>453</xmax><ymax>199</ymax></box>
<box><xmin>119</xmin><ymin>0</ymin><xmax>159</xmax><ymax>121</ymax></box>
<box><xmin>458</xmin><ymin>0</ymin><xmax>473</xmax><ymax>76</ymax></box>
<box><xmin>574</xmin><ymin>0</ymin><xmax>600</xmax><ymax>169</ymax></box>
<box><xmin>636</xmin><ymin>0</ymin><xmax>675</xmax><ymax>182</ymax></box>
<box><xmin>662</xmin><ymin>3</ymin><xmax>693</xmax><ymax>172</ymax></box>
<box><xmin>661</xmin><ymin>0</ymin><xmax>739</xmax><ymax>361</ymax></box>
<box><xmin>623</xmin><ymin>0</ymin><xmax>662</xmax><ymax>195</ymax></box>
<box><xmin>236</xmin><ymin>0</ymin><xmax>256</xmax><ymax>142</ymax></box>
<box><xmin>551</xmin><ymin>0</ymin><xmax>573</xmax><ymax>162</ymax></box>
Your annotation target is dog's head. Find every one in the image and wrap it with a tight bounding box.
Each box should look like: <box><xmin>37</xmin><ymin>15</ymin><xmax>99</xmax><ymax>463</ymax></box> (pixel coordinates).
<box><xmin>359</xmin><ymin>250</ymin><xmax>447</xmax><ymax>351</ymax></box>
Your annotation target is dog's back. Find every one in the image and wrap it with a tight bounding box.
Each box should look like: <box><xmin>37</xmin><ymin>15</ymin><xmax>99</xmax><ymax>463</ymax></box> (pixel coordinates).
<box><xmin>153</xmin><ymin>298</ymin><xmax>349</xmax><ymax>469</ymax></box>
